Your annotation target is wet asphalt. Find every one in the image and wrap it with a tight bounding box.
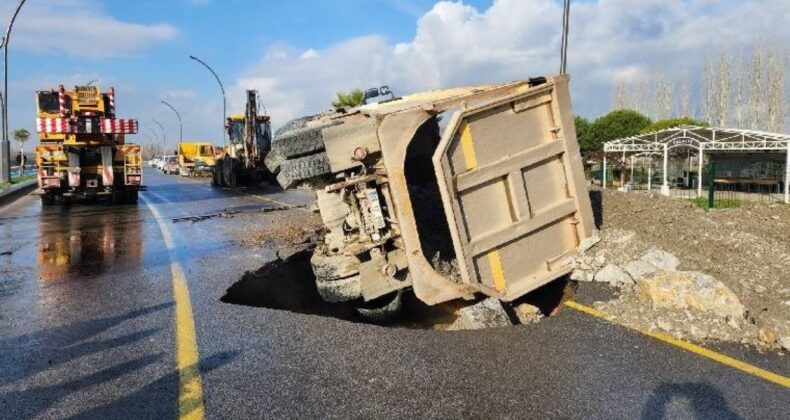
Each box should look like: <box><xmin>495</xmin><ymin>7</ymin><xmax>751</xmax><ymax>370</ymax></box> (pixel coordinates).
<box><xmin>0</xmin><ymin>168</ymin><xmax>787</xmax><ymax>419</ymax></box>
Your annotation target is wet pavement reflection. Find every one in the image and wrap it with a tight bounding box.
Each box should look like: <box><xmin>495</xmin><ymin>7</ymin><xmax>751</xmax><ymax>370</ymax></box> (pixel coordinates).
<box><xmin>36</xmin><ymin>203</ymin><xmax>144</xmax><ymax>282</ymax></box>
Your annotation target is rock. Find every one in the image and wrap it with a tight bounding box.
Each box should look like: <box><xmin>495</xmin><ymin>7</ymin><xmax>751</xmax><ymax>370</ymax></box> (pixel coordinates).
<box><xmin>448</xmin><ymin>298</ymin><xmax>512</xmax><ymax>330</ymax></box>
<box><xmin>593</xmin><ymin>254</ymin><xmax>606</xmax><ymax>268</ymax></box>
<box><xmin>594</xmin><ymin>264</ymin><xmax>634</xmax><ymax>287</ymax></box>
<box><xmin>641</xmin><ymin>248</ymin><xmax>680</xmax><ymax>271</ymax></box>
<box><xmin>514</xmin><ymin>303</ymin><xmax>544</xmax><ymax>325</ymax></box>
<box><xmin>778</xmin><ymin>337</ymin><xmax>790</xmax><ymax>352</ymax></box>
<box><xmin>656</xmin><ymin>318</ymin><xmax>673</xmax><ymax>331</ymax></box>
<box><xmin>623</xmin><ymin>260</ymin><xmax>658</xmax><ymax>280</ymax></box>
<box><xmin>571</xmin><ymin>269</ymin><xmax>593</xmax><ymax>282</ymax></box>
<box><xmin>636</xmin><ymin>271</ymin><xmax>745</xmax><ymax>320</ymax></box>
<box><xmin>758</xmin><ymin>329</ymin><xmax>776</xmax><ymax>344</ymax></box>
<box><xmin>578</xmin><ymin>234</ymin><xmax>601</xmax><ymax>254</ymax></box>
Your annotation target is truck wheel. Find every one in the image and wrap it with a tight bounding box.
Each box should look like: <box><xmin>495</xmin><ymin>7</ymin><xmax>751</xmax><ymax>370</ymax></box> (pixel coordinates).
<box><xmin>274</xmin><ymin>116</ymin><xmax>313</xmax><ymax>137</ymax></box>
<box><xmin>40</xmin><ymin>195</ymin><xmax>55</xmax><ymax>206</ymax></box>
<box><xmin>224</xmin><ymin>158</ymin><xmax>237</xmax><ymax>188</ymax></box>
<box><xmin>125</xmin><ymin>189</ymin><xmax>139</xmax><ymax>204</ymax></box>
<box><xmin>111</xmin><ymin>190</ymin><xmax>125</xmax><ymax>205</ymax></box>
<box><xmin>354</xmin><ymin>290</ymin><xmax>403</xmax><ymax>323</ymax></box>
<box><xmin>271</xmin><ymin>121</ymin><xmax>340</xmax><ymax>160</ymax></box>
<box><xmin>264</xmin><ymin>150</ymin><xmax>285</xmax><ymax>174</ymax></box>
<box><xmin>276</xmin><ymin>153</ymin><xmax>332</xmax><ymax>189</ymax></box>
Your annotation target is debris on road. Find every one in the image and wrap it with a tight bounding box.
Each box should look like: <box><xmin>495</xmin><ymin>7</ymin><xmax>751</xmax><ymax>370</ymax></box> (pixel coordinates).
<box><xmin>173</xmin><ymin>209</ymin><xmax>240</xmax><ymax>223</ymax></box>
<box><xmin>514</xmin><ymin>303</ymin><xmax>545</xmax><ymax>325</ymax></box>
<box><xmin>447</xmin><ymin>298</ymin><xmax>512</xmax><ymax>331</ymax></box>
<box><xmin>574</xmin><ymin>190</ymin><xmax>789</xmax><ymax>350</ymax></box>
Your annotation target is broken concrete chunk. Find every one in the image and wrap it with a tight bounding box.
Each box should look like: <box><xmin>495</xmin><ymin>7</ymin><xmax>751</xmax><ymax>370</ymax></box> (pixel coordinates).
<box><xmin>578</xmin><ymin>234</ymin><xmax>601</xmax><ymax>254</ymax></box>
<box><xmin>778</xmin><ymin>336</ymin><xmax>790</xmax><ymax>352</ymax></box>
<box><xmin>637</xmin><ymin>271</ymin><xmax>745</xmax><ymax>320</ymax></box>
<box><xmin>514</xmin><ymin>303</ymin><xmax>544</xmax><ymax>325</ymax></box>
<box><xmin>571</xmin><ymin>269</ymin><xmax>593</xmax><ymax>282</ymax></box>
<box><xmin>623</xmin><ymin>260</ymin><xmax>658</xmax><ymax>280</ymax></box>
<box><xmin>594</xmin><ymin>263</ymin><xmax>634</xmax><ymax>288</ymax></box>
<box><xmin>640</xmin><ymin>248</ymin><xmax>680</xmax><ymax>271</ymax></box>
<box><xmin>448</xmin><ymin>298</ymin><xmax>512</xmax><ymax>330</ymax></box>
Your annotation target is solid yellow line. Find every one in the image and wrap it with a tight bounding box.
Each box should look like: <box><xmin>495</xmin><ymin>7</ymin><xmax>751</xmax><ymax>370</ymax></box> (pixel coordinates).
<box><xmin>564</xmin><ymin>300</ymin><xmax>790</xmax><ymax>388</ymax></box>
<box><xmin>252</xmin><ymin>194</ymin><xmax>297</xmax><ymax>209</ymax></box>
<box><xmin>143</xmin><ymin>195</ymin><xmax>206</xmax><ymax>419</ymax></box>
<box><xmin>487</xmin><ymin>250</ymin><xmax>507</xmax><ymax>293</ymax></box>
<box><xmin>459</xmin><ymin>121</ymin><xmax>478</xmax><ymax>170</ymax></box>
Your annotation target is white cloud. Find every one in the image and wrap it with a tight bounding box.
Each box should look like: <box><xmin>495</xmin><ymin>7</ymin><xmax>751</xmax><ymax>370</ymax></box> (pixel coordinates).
<box><xmin>234</xmin><ymin>0</ymin><xmax>790</xmax><ymax>124</ymax></box>
<box><xmin>1</xmin><ymin>0</ymin><xmax>177</xmax><ymax>58</ymax></box>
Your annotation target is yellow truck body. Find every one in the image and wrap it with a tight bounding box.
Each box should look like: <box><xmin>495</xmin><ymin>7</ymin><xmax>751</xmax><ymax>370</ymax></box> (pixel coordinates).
<box><xmin>34</xmin><ymin>85</ymin><xmax>142</xmax><ymax>205</ymax></box>
<box><xmin>177</xmin><ymin>142</ymin><xmax>216</xmax><ymax>176</ymax></box>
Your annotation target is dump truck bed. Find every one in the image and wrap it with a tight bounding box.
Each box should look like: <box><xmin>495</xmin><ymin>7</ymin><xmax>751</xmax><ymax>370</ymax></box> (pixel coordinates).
<box><xmin>266</xmin><ymin>75</ymin><xmax>594</xmax><ymax>310</ymax></box>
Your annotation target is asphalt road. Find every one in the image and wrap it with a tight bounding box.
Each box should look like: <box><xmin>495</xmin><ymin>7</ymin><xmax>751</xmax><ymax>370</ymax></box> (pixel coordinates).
<box><xmin>0</xmin><ymin>168</ymin><xmax>787</xmax><ymax>419</ymax></box>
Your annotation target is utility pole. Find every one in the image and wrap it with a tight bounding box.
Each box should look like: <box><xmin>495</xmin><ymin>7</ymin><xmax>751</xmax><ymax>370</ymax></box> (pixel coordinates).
<box><xmin>1</xmin><ymin>0</ymin><xmax>29</xmax><ymax>183</ymax></box>
<box><xmin>152</xmin><ymin>119</ymin><xmax>167</xmax><ymax>153</ymax></box>
<box><xmin>189</xmin><ymin>55</ymin><xmax>227</xmax><ymax>145</ymax></box>
<box><xmin>161</xmin><ymin>100</ymin><xmax>183</xmax><ymax>144</ymax></box>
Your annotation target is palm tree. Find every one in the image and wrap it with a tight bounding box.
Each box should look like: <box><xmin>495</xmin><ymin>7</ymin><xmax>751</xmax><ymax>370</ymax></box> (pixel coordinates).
<box><xmin>332</xmin><ymin>89</ymin><xmax>365</xmax><ymax>109</ymax></box>
<box><xmin>13</xmin><ymin>128</ymin><xmax>30</xmax><ymax>177</ymax></box>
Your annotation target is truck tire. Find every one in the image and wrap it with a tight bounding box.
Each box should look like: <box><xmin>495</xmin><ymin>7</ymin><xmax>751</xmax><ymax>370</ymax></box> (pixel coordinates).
<box><xmin>274</xmin><ymin>116</ymin><xmax>313</xmax><ymax>137</ymax></box>
<box><xmin>125</xmin><ymin>189</ymin><xmax>139</xmax><ymax>204</ymax></box>
<box><xmin>264</xmin><ymin>150</ymin><xmax>285</xmax><ymax>174</ymax></box>
<box><xmin>40</xmin><ymin>195</ymin><xmax>55</xmax><ymax>206</ymax></box>
<box><xmin>271</xmin><ymin>121</ymin><xmax>339</xmax><ymax>160</ymax></box>
<box><xmin>354</xmin><ymin>290</ymin><xmax>403</xmax><ymax>323</ymax></box>
<box><xmin>276</xmin><ymin>153</ymin><xmax>331</xmax><ymax>189</ymax></box>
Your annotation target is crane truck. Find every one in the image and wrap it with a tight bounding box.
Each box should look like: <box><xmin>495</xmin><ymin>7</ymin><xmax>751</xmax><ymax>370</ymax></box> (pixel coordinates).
<box><xmin>213</xmin><ymin>90</ymin><xmax>273</xmax><ymax>187</ymax></box>
<box><xmin>33</xmin><ymin>85</ymin><xmax>142</xmax><ymax>205</ymax></box>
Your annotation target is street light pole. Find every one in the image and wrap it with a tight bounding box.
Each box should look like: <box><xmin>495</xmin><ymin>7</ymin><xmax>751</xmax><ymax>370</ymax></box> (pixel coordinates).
<box><xmin>189</xmin><ymin>55</ymin><xmax>226</xmax><ymax>145</ymax></box>
<box><xmin>152</xmin><ymin>119</ymin><xmax>166</xmax><ymax>153</ymax></box>
<box><xmin>161</xmin><ymin>100</ymin><xmax>183</xmax><ymax>144</ymax></box>
<box><xmin>1</xmin><ymin>0</ymin><xmax>29</xmax><ymax>183</ymax></box>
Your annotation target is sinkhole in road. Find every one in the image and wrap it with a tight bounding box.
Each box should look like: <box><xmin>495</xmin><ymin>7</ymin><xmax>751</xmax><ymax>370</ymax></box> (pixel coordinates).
<box><xmin>220</xmin><ymin>250</ymin><xmax>576</xmax><ymax>330</ymax></box>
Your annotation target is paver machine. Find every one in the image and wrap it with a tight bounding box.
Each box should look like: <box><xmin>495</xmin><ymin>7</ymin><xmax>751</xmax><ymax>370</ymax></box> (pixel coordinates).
<box><xmin>213</xmin><ymin>90</ymin><xmax>273</xmax><ymax>187</ymax></box>
<box><xmin>34</xmin><ymin>85</ymin><xmax>142</xmax><ymax>205</ymax></box>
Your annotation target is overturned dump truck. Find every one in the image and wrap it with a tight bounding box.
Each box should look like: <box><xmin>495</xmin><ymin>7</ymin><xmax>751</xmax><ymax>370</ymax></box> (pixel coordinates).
<box><xmin>267</xmin><ymin>76</ymin><xmax>594</xmax><ymax>318</ymax></box>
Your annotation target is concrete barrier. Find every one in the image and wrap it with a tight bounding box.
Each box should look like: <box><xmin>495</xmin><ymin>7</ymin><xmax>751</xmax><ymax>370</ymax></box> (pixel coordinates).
<box><xmin>0</xmin><ymin>179</ymin><xmax>37</xmax><ymax>207</ymax></box>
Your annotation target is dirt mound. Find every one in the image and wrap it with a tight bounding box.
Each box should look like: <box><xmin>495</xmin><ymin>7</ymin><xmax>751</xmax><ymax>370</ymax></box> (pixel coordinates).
<box><xmin>586</xmin><ymin>190</ymin><xmax>789</xmax><ymax>350</ymax></box>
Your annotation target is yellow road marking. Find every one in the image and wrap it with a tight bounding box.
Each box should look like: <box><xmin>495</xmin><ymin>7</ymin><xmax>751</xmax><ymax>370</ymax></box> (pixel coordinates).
<box><xmin>459</xmin><ymin>121</ymin><xmax>478</xmax><ymax>170</ymax></box>
<box><xmin>564</xmin><ymin>300</ymin><xmax>790</xmax><ymax>388</ymax></box>
<box><xmin>143</xmin><ymin>195</ymin><xmax>205</xmax><ymax>419</ymax></box>
<box><xmin>251</xmin><ymin>194</ymin><xmax>297</xmax><ymax>209</ymax></box>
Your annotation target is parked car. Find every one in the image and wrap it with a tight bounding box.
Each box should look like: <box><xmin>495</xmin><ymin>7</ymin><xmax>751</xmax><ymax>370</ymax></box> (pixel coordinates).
<box><xmin>162</xmin><ymin>156</ymin><xmax>179</xmax><ymax>174</ymax></box>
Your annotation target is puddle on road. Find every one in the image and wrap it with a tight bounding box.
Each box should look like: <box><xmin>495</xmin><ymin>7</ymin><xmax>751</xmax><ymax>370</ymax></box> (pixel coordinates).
<box><xmin>221</xmin><ymin>250</ymin><xmax>577</xmax><ymax>330</ymax></box>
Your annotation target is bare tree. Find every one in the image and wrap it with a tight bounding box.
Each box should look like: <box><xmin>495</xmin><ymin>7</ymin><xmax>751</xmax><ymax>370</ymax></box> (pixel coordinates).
<box><xmin>765</xmin><ymin>49</ymin><xmax>786</xmax><ymax>132</ymax></box>
<box><xmin>654</xmin><ymin>67</ymin><xmax>673</xmax><ymax>120</ymax></box>
<box><xmin>714</xmin><ymin>50</ymin><xmax>732</xmax><ymax>127</ymax></box>
<box><xmin>703</xmin><ymin>53</ymin><xmax>717</xmax><ymax>125</ymax></box>
<box><xmin>748</xmin><ymin>43</ymin><xmax>765</xmax><ymax>129</ymax></box>
<box><xmin>731</xmin><ymin>52</ymin><xmax>747</xmax><ymax>128</ymax></box>
<box><xmin>677</xmin><ymin>69</ymin><xmax>692</xmax><ymax>118</ymax></box>
<box><xmin>611</xmin><ymin>79</ymin><xmax>628</xmax><ymax>110</ymax></box>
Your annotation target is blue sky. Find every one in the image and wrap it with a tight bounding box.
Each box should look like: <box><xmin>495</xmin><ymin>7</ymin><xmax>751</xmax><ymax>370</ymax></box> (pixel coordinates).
<box><xmin>2</xmin><ymin>0</ymin><xmax>788</xmax><ymax>151</ymax></box>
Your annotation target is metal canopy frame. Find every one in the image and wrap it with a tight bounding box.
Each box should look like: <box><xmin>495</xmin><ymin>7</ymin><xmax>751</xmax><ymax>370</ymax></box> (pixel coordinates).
<box><xmin>601</xmin><ymin>126</ymin><xmax>790</xmax><ymax>203</ymax></box>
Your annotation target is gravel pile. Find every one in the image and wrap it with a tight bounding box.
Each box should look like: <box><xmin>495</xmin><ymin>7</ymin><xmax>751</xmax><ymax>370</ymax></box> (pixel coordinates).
<box><xmin>576</xmin><ymin>190</ymin><xmax>789</xmax><ymax>351</ymax></box>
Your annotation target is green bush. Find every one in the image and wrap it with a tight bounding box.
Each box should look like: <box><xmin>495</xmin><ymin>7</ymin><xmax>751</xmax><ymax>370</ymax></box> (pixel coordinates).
<box><xmin>574</xmin><ymin>115</ymin><xmax>595</xmax><ymax>153</ymax></box>
<box><xmin>587</xmin><ymin>109</ymin><xmax>652</xmax><ymax>152</ymax></box>
<box><xmin>332</xmin><ymin>89</ymin><xmax>365</xmax><ymax>109</ymax></box>
<box><xmin>641</xmin><ymin>117</ymin><xmax>708</xmax><ymax>134</ymax></box>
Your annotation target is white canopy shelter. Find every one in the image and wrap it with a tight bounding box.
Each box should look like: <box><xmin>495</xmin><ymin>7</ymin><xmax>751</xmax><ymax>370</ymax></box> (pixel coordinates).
<box><xmin>602</xmin><ymin>126</ymin><xmax>790</xmax><ymax>203</ymax></box>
